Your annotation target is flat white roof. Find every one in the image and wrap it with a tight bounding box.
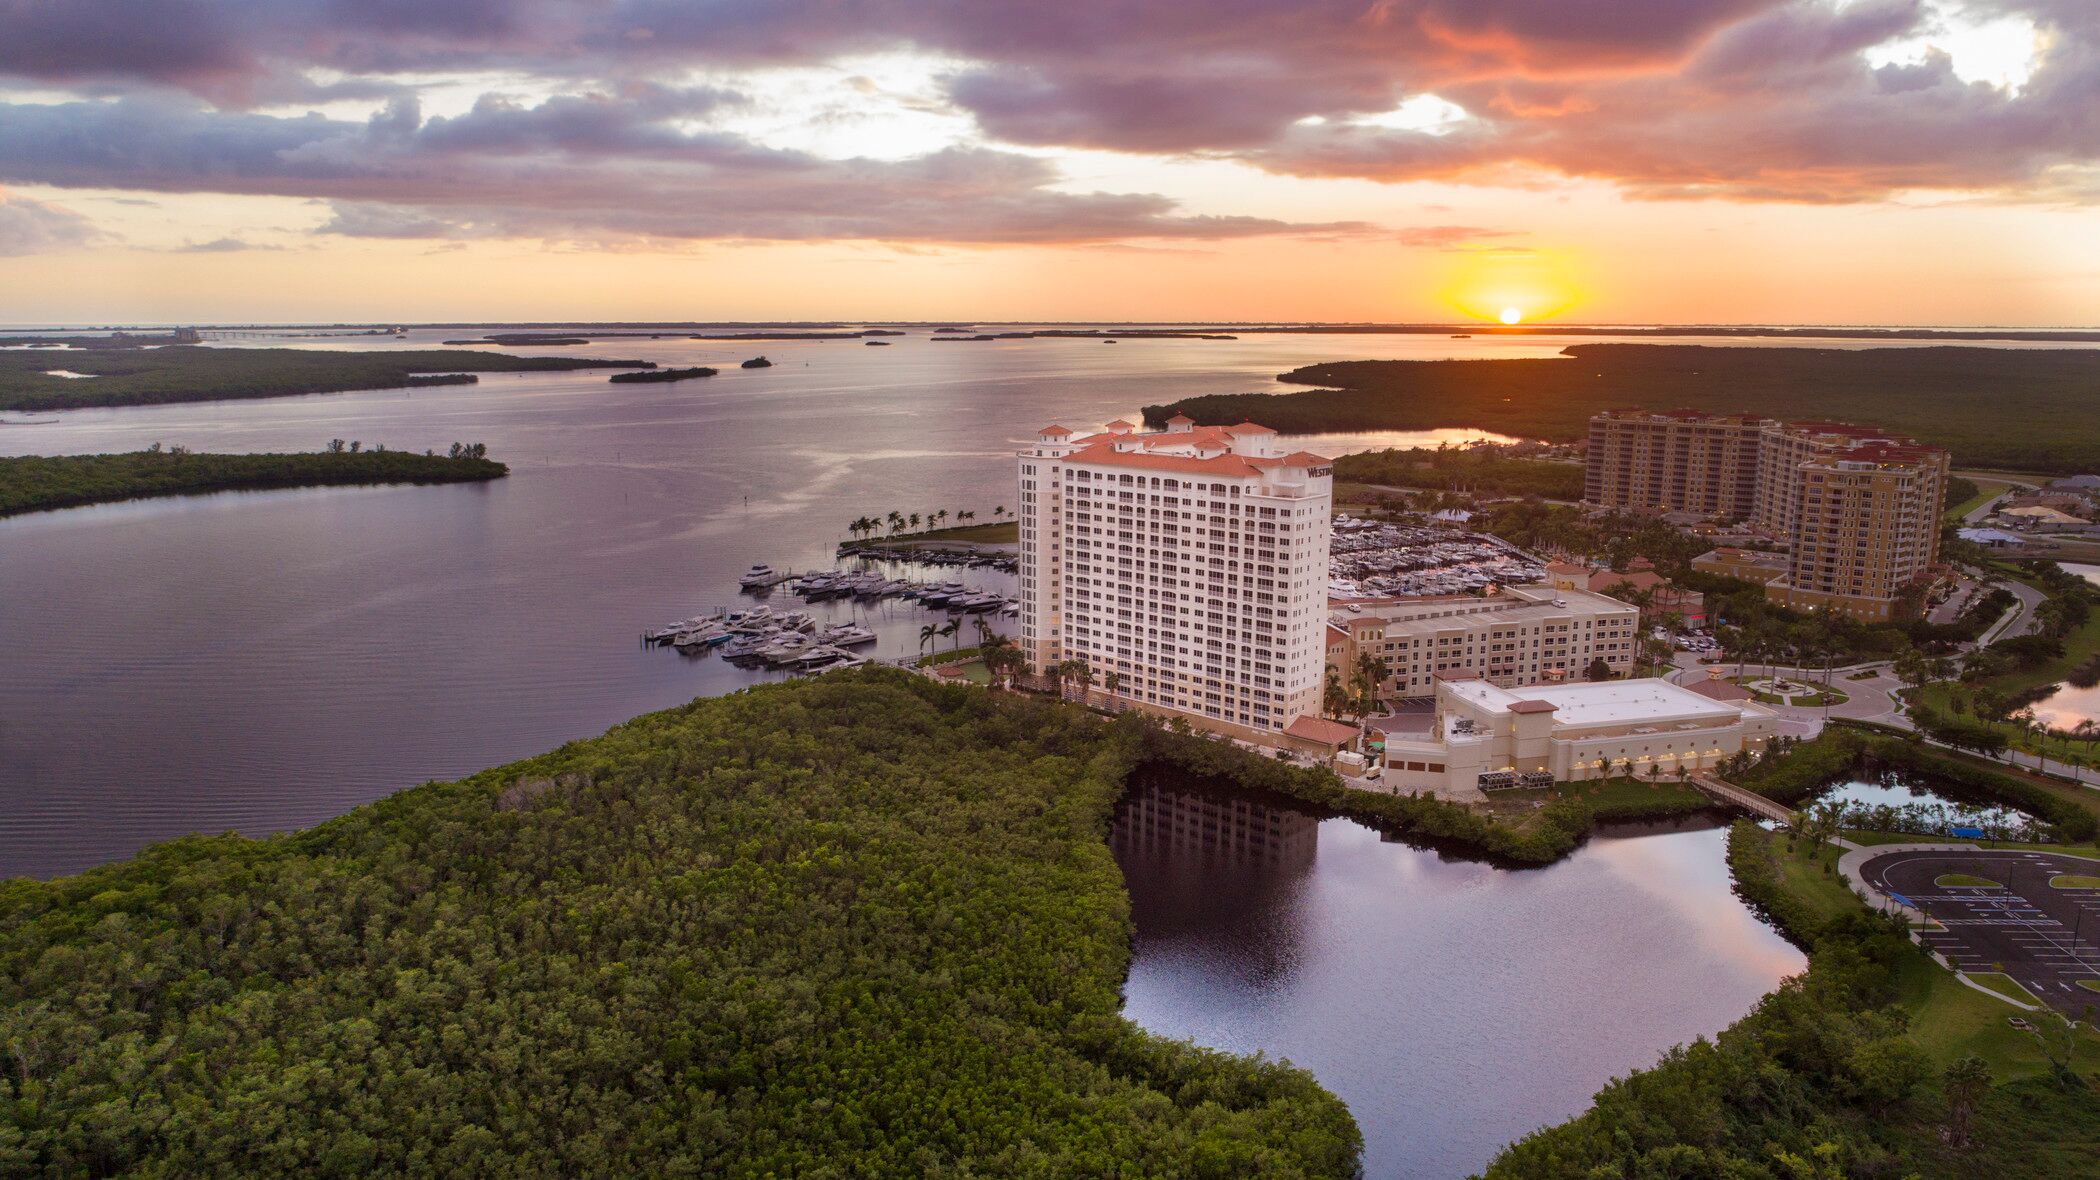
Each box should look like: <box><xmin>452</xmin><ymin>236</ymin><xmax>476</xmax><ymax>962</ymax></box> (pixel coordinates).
<box><xmin>1443</xmin><ymin>677</ymin><xmax>1746</xmax><ymax>728</ymax></box>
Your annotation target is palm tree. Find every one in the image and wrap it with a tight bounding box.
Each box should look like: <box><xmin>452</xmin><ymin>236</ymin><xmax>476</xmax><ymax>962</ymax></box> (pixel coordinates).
<box><xmin>981</xmin><ymin>634</ymin><xmax>1016</xmax><ymax>686</ymax></box>
<box><xmin>908</xmin><ymin>512</ymin><xmax>921</xmax><ymax>530</ymax></box>
<box><xmin>1323</xmin><ymin>668</ymin><xmax>1350</xmax><ymax>719</ymax></box>
<box><xmin>1060</xmin><ymin>658</ymin><xmax>1094</xmax><ymax>705</ymax></box>
<box><xmin>972</xmin><ymin>616</ymin><xmax>995</xmax><ymax>648</ymax></box>
<box><xmin>1103</xmin><ymin>670</ymin><xmax>1123</xmax><ymax>711</ymax></box>
<box><xmin>918</xmin><ymin>623</ymin><xmax>939</xmax><ymax>654</ymax></box>
<box><xmin>993</xmin><ymin>505</ymin><xmax>1007</xmax><ymax>520</ymax></box>
<box><xmin>1351</xmin><ymin>653</ymin><xmax>1388</xmax><ymax>721</ymax></box>
<box><xmin>940</xmin><ymin>617</ymin><xmax>962</xmax><ymax>650</ymax></box>
<box><xmin>1942</xmin><ymin>1056</ymin><xmax>1991</xmax><ymax>1149</ymax></box>
<box><xmin>887</xmin><ymin>511</ymin><xmax>905</xmax><ymax>535</ymax></box>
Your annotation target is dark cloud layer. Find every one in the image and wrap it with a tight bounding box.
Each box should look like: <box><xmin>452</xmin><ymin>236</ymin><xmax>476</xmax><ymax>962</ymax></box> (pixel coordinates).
<box><xmin>0</xmin><ymin>95</ymin><xmax>1368</xmax><ymax>244</ymax></box>
<box><xmin>0</xmin><ymin>0</ymin><xmax>2094</xmax><ymax>248</ymax></box>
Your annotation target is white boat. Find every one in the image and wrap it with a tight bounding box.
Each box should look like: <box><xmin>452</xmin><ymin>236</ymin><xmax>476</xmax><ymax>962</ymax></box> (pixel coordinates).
<box><xmin>739</xmin><ymin>563</ymin><xmax>785</xmax><ymax>589</ymax></box>
<box><xmin>822</xmin><ymin>624</ymin><xmax>878</xmax><ymax>647</ymax></box>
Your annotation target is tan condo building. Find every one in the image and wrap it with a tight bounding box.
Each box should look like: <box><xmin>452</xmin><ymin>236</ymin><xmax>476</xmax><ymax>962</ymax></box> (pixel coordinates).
<box><xmin>1018</xmin><ymin>415</ymin><xmax>1333</xmax><ymax>735</ymax></box>
<box><xmin>1585</xmin><ymin>410</ymin><xmax>1949</xmax><ymax>621</ymax></box>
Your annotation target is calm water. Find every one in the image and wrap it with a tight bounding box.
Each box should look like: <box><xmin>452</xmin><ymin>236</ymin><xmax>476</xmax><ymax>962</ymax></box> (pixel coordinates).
<box><xmin>2029</xmin><ymin>563</ymin><xmax>2100</xmax><ymax>729</ymax></box>
<box><xmin>1811</xmin><ymin>774</ymin><xmax>2031</xmax><ymax>830</ymax></box>
<box><xmin>1</xmin><ymin>326</ymin><xmax>1536</xmax><ymax>878</ymax></box>
<box><xmin>1112</xmin><ymin>780</ymin><xmax>1804</xmax><ymax>1179</ymax></box>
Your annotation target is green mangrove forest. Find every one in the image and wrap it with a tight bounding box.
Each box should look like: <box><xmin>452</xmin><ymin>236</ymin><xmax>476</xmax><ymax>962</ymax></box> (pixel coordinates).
<box><xmin>609</xmin><ymin>367</ymin><xmax>719</xmax><ymax>383</ymax></box>
<box><xmin>0</xmin><ymin>448</ymin><xmax>506</xmax><ymax>518</ymax></box>
<box><xmin>0</xmin><ymin>672</ymin><xmax>1359</xmax><ymax>1177</ymax></box>
<box><xmin>1147</xmin><ymin>345</ymin><xmax>2100</xmax><ymax>474</ymax></box>
<box><xmin>0</xmin><ymin>347</ymin><xmax>652</xmax><ymax>412</ymax></box>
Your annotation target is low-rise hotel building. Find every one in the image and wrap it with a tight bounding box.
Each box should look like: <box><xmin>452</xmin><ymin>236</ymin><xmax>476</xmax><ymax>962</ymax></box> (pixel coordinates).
<box><xmin>1018</xmin><ymin>415</ymin><xmax>1333</xmax><ymax>735</ymax></box>
<box><xmin>1376</xmin><ymin>673</ymin><xmax>1777</xmax><ymax>796</ymax></box>
<box><xmin>1326</xmin><ymin>584</ymin><xmax>1639</xmax><ymax>698</ymax></box>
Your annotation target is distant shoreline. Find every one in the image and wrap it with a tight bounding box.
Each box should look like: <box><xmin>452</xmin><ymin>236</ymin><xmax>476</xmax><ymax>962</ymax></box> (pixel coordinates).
<box><xmin>13</xmin><ymin>321</ymin><xmax>2100</xmax><ymax>343</ymax></box>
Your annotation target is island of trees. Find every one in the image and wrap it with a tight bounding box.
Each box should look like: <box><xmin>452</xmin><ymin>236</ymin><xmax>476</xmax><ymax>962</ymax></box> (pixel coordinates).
<box><xmin>0</xmin><ymin>347</ymin><xmax>654</xmax><ymax>412</ymax></box>
<box><xmin>1145</xmin><ymin>345</ymin><xmax>2100</xmax><ymax>474</ymax></box>
<box><xmin>1331</xmin><ymin>444</ymin><xmax>1585</xmax><ymax>501</ymax></box>
<box><xmin>608</xmin><ymin>366</ymin><xmax>718</xmax><ymax>384</ymax></box>
<box><xmin>0</xmin><ymin>445</ymin><xmax>506</xmax><ymax>517</ymax></box>
<box><xmin>0</xmin><ymin>672</ymin><xmax>1359</xmax><ymax>1176</ymax></box>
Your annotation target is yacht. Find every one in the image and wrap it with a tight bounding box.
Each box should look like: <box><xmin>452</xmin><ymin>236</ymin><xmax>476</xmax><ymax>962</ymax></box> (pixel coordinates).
<box><xmin>738</xmin><ymin>563</ymin><xmax>781</xmax><ymax>589</ymax></box>
<box><xmin>821</xmin><ymin>624</ymin><xmax>878</xmax><ymax>647</ymax></box>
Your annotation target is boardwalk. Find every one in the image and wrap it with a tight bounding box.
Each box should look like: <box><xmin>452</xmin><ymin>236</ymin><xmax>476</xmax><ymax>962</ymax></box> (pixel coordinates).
<box><xmin>1687</xmin><ymin>774</ymin><xmax>1795</xmax><ymax>826</ymax></box>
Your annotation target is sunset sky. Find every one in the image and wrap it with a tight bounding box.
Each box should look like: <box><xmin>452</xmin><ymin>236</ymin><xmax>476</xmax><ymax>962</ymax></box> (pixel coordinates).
<box><xmin>2</xmin><ymin>0</ymin><xmax>2096</xmax><ymax>325</ymax></box>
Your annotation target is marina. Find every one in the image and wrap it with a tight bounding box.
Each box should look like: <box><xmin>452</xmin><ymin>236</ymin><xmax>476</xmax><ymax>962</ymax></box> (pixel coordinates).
<box><xmin>1328</xmin><ymin>515</ymin><xmax>1547</xmax><ymax>597</ymax></box>
<box><xmin>644</xmin><ymin>560</ymin><xmax>1017</xmax><ymax>672</ymax></box>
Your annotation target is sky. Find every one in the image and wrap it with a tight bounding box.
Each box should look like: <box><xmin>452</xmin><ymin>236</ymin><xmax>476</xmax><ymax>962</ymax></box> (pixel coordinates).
<box><xmin>0</xmin><ymin>0</ymin><xmax>2096</xmax><ymax>325</ymax></box>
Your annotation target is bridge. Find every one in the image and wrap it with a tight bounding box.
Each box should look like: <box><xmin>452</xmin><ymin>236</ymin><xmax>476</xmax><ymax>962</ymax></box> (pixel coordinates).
<box><xmin>1687</xmin><ymin>774</ymin><xmax>1795</xmax><ymax>826</ymax></box>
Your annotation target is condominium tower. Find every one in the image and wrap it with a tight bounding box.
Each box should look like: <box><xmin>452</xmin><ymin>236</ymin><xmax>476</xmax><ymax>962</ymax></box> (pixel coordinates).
<box><xmin>1585</xmin><ymin>410</ymin><xmax>1950</xmax><ymax>620</ymax></box>
<box><xmin>1018</xmin><ymin>415</ymin><xmax>1333</xmax><ymax>735</ymax></box>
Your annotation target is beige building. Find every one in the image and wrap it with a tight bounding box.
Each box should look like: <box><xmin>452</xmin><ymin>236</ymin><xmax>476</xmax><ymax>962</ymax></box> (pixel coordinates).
<box><xmin>1583</xmin><ymin>410</ymin><xmax>1766</xmax><ymax>518</ymax></box>
<box><xmin>1326</xmin><ymin>584</ymin><xmax>1639</xmax><ymax>699</ymax></box>
<box><xmin>1375</xmin><ymin>673</ymin><xmax>1778</xmax><ymax>796</ymax></box>
<box><xmin>1018</xmin><ymin>415</ymin><xmax>1333</xmax><ymax>735</ymax></box>
<box><xmin>1585</xmin><ymin>411</ymin><xmax>1949</xmax><ymax>621</ymax></box>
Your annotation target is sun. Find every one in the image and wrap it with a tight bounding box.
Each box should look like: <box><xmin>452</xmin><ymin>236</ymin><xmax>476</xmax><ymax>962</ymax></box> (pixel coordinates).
<box><xmin>1498</xmin><ymin>306</ymin><xmax>1523</xmax><ymax>325</ymax></box>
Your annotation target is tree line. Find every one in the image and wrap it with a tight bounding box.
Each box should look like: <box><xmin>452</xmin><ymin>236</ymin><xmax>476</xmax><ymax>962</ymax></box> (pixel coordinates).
<box><xmin>0</xmin><ymin>445</ymin><xmax>506</xmax><ymax>518</ymax></box>
<box><xmin>0</xmin><ymin>671</ymin><xmax>1359</xmax><ymax>1176</ymax></box>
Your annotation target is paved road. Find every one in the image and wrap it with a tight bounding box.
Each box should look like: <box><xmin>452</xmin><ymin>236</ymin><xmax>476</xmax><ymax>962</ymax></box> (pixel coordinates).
<box><xmin>1983</xmin><ymin>578</ymin><xmax>2052</xmax><ymax>643</ymax></box>
<box><xmin>1858</xmin><ymin>848</ymin><xmax>2100</xmax><ymax>1010</ymax></box>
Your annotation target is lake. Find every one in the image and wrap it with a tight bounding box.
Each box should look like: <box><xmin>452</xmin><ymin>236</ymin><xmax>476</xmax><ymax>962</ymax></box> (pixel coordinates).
<box><xmin>2026</xmin><ymin>563</ymin><xmax>2100</xmax><ymax>730</ymax></box>
<box><xmin>0</xmin><ymin>324</ymin><xmax>1892</xmax><ymax>1175</ymax></box>
<box><xmin>1112</xmin><ymin>777</ymin><xmax>1805</xmax><ymax>1178</ymax></box>
<box><xmin>1</xmin><ymin>324</ymin><xmax>1557</xmax><ymax>878</ymax></box>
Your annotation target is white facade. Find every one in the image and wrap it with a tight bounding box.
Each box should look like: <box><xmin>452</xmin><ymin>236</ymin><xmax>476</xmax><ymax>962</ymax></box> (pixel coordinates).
<box><xmin>1019</xmin><ymin>416</ymin><xmax>1333</xmax><ymax>733</ymax></box>
<box><xmin>1377</xmin><ymin>675</ymin><xmax>1776</xmax><ymax>795</ymax></box>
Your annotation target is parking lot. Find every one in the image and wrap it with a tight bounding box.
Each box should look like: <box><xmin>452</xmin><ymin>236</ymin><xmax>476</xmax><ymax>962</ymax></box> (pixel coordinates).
<box><xmin>1860</xmin><ymin>848</ymin><xmax>2100</xmax><ymax>1010</ymax></box>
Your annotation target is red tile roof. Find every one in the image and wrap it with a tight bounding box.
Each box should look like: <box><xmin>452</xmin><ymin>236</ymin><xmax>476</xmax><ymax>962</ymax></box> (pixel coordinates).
<box><xmin>1508</xmin><ymin>700</ymin><xmax>1559</xmax><ymax>714</ymax></box>
<box><xmin>1284</xmin><ymin>715</ymin><xmax>1359</xmax><ymax>746</ymax></box>
<box><xmin>1038</xmin><ymin>424</ymin><xmax>1072</xmax><ymax>437</ymax></box>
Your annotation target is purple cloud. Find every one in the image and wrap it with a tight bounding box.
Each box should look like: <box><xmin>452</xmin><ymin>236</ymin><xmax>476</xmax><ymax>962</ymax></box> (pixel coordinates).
<box><xmin>0</xmin><ymin>95</ymin><xmax>1371</xmax><ymax>245</ymax></box>
<box><xmin>0</xmin><ymin>190</ymin><xmax>99</xmax><ymax>255</ymax></box>
<box><xmin>0</xmin><ymin>0</ymin><xmax>2093</xmax><ymax>236</ymax></box>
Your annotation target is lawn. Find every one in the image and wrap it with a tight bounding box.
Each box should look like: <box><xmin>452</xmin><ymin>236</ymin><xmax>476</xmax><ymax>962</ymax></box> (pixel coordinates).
<box><xmin>1749</xmin><ymin>827</ymin><xmax>2100</xmax><ymax>1078</ymax></box>
<box><xmin>1962</xmin><ymin>972</ymin><xmax>2042</xmax><ymax>1007</ymax></box>
<box><xmin>2052</xmin><ymin>875</ymin><xmax>2100</xmax><ymax>889</ymax></box>
<box><xmin>1736</xmin><ymin>675</ymin><xmax>1850</xmax><ymax>707</ymax></box>
<box><xmin>1936</xmin><ymin>872</ymin><xmax>2006</xmax><ymax>888</ymax></box>
<box><xmin>1485</xmin><ymin>775</ymin><xmax>1711</xmax><ymax>822</ymax></box>
<box><xmin>1910</xmin><ymin>588</ymin><xmax>2100</xmax><ymax>766</ymax></box>
<box><xmin>1946</xmin><ymin>477</ymin><xmax>2013</xmax><ymax>524</ymax></box>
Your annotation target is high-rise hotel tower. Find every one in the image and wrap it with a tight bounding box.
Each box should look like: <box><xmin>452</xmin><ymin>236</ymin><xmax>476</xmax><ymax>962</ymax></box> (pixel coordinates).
<box><xmin>1018</xmin><ymin>415</ymin><xmax>1333</xmax><ymax>735</ymax></box>
<box><xmin>1585</xmin><ymin>410</ymin><xmax>1949</xmax><ymax>621</ymax></box>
